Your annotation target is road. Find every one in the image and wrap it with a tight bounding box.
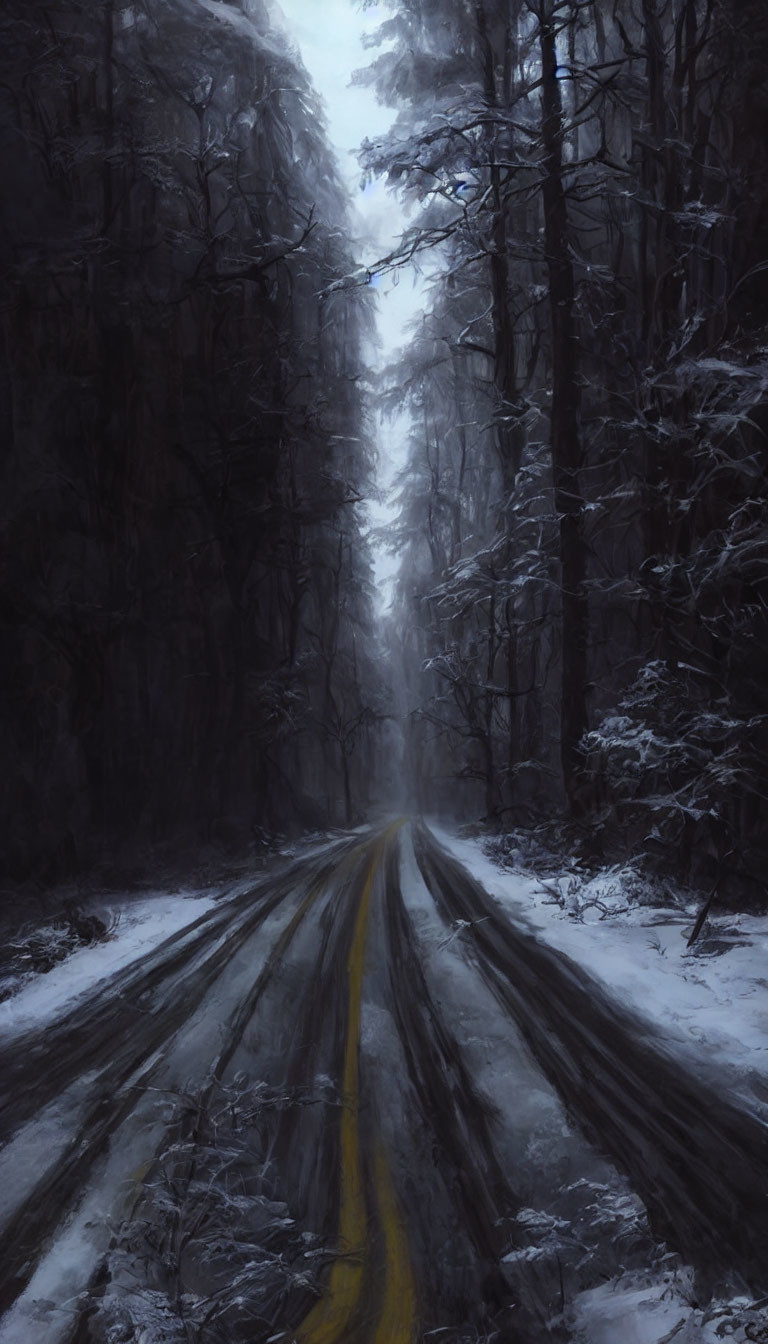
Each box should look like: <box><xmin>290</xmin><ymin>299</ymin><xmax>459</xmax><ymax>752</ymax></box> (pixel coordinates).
<box><xmin>0</xmin><ymin>821</ymin><xmax>766</xmax><ymax>1343</ymax></box>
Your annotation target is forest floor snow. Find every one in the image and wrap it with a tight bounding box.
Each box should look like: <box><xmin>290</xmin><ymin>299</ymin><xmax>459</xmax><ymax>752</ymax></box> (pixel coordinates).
<box><xmin>428</xmin><ymin>821</ymin><xmax>768</xmax><ymax>1344</ymax></box>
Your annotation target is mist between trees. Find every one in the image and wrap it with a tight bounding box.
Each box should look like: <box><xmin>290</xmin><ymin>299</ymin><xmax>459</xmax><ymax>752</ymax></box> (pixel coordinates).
<box><xmin>1</xmin><ymin>0</ymin><xmax>767</xmax><ymax>902</ymax></box>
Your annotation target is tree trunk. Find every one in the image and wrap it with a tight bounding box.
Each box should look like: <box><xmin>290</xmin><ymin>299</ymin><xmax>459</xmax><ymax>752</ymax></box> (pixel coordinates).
<box><xmin>538</xmin><ymin>2</ymin><xmax>589</xmax><ymax>813</ymax></box>
<box><xmin>474</xmin><ymin>0</ymin><xmax>523</xmax><ymax>507</ymax></box>
<box><xmin>342</xmin><ymin>748</ymin><xmax>353</xmax><ymax>826</ymax></box>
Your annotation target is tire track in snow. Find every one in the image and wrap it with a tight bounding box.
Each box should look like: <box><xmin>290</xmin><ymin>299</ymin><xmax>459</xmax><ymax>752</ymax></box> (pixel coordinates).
<box><xmin>0</xmin><ymin>839</ymin><xmax>358</xmax><ymax>1144</ymax></box>
<box><xmin>7</xmin><ymin>820</ymin><xmax>762</xmax><ymax>1342</ymax></box>
<box><xmin>380</xmin><ymin>839</ymin><xmax>522</xmax><ymax>1333</ymax></box>
<box><xmin>0</xmin><ymin>840</ymin><xmax>362</xmax><ymax>1318</ymax></box>
<box><xmin>234</xmin><ymin>823</ymin><xmax>419</xmax><ymax>1344</ymax></box>
<box><xmin>413</xmin><ymin>822</ymin><xmax>768</xmax><ymax>1294</ymax></box>
<box><xmin>68</xmin><ymin>831</ymin><xmax>411</xmax><ymax>1344</ymax></box>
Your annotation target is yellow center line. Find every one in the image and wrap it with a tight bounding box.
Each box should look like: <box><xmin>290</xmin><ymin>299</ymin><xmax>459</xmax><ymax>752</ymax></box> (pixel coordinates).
<box><xmin>296</xmin><ymin>820</ymin><xmax>415</xmax><ymax>1344</ymax></box>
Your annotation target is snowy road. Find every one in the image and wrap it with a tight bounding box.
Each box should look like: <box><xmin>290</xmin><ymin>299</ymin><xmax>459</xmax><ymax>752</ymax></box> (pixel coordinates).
<box><xmin>0</xmin><ymin>823</ymin><xmax>766</xmax><ymax>1343</ymax></box>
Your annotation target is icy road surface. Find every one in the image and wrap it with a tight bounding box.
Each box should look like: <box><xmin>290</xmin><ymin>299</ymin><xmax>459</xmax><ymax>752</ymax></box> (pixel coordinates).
<box><xmin>0</xmin><ymin>823</ymin><xmax>766</xmax><ymax>1344</ymax></box>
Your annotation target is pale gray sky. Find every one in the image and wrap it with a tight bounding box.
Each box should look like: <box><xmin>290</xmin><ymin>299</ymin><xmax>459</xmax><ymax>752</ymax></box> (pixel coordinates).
<box><xmin>273</xmin><ymin>0</ymin><xmax>421</xmax><ymax>603</ymax></box>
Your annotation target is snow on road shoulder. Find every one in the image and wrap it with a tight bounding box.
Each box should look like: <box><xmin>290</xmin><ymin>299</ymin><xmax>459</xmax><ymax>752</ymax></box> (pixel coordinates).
<box><xmin>0</xmin><ymin>871</ymin><xmax>325</xmax><ymax>1344</ymax></box>
<box><xmin>424</xmin><ymin>823</ymin><xmax>768</xmax><ymax>1344</ymax></box>
<box><xmin>0</xmin><ymin>834</ymin><xmax>355</xmax><ymax>1043</ymax></box>
<box><xmin>571</xmin><ymin>1272</ymin><xmax>768</xmax><ymax>1344</ymax></box>
<box><xmin>427</xmin><ymin>822</ymin><xmax>768</xmax><ymax>1112</ymax></box>
<box><xmin>0</xmin><ymin>887</ymin><xmax>219</xmax><ymax>1041</ymax></box>
<box><xmin>0</xmin><ymin>833</ymin><xmax>360</xmax><ymax>1042</ymax></box>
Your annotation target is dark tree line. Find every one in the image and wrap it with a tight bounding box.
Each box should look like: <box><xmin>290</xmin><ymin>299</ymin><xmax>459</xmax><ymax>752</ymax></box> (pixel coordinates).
<box><xmin>363</xmin><ymin>0</ymin><xmax>768</xmax><ymax>896</ymax></box>
<box><xmin>0</xmin><ymin>0</ymin><xmax>383</xmax><ymax>882</ymax></box>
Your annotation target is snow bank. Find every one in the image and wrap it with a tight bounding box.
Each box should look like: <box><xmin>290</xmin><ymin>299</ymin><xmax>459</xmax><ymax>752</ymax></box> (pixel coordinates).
<box><xmin>427</xmin><ymin>823</ymin><xmax>768</xmax><ymax>1114</ymax></box>
<box><xmin>0</xmin><ymin>832</ymin><xmax>353</xmax><ymax>1042</ymax></box>
<box><xmin>426</xmin><ymin>823</ymin><xmax>768</xmax><ymax>1340</ymax></box>
<box><xmin>572</xmin><ymin>1272</ymin><xmax>768</xmax><ymax>1344</ymax></box>
<box><xmin>0</xmin><ymin>888</ymin><xmax>218</xmax><ymax>1040</ymax></box>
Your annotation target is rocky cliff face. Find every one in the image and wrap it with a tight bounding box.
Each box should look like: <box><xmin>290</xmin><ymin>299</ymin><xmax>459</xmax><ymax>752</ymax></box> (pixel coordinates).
<box><xmin>0</xmin><ymin>0</ymin><xmax>378</xmax><ymax>880</ymax></box>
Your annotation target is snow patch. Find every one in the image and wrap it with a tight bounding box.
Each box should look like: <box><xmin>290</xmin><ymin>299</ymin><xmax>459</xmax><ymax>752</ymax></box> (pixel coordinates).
<box><xmin>571</xmin><ymin>1272</ymin><xmax>768</xmax><ymax>1344</ymax></box>
<box><xmin>0</xmin><ymin>889</ymin><xmax>217</xmax><ymax>1040</ymax></box>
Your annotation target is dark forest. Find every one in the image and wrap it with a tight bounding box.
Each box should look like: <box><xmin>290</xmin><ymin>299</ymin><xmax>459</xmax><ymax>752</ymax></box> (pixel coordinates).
<box><xmin>2</xmin><ymin>0</ymin><xmax>767</xmax><ymax>900</ymax></box>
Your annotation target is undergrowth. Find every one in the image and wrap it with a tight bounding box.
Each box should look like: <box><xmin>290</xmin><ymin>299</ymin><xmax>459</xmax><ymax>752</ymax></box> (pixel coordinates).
<box><xmin>80</xmin><ymin>1078</ymin><xmax>324</xmax><ymax>1344</ymax></box>
<box><xmin>0</xmin><ymin>907</ymin><xmax>112</xmax><ymax>1001</ymax></box>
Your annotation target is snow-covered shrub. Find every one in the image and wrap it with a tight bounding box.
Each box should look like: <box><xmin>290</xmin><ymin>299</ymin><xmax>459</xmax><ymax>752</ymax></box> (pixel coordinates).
<box><xmin>583</xmin><ymin>661</ymin><xmax>767</xmax><ymax>893</ymax></box>
<box><xmin>0</xmin><ymin>907</ymin><xmax>111</xmax><ymax>1000</ymax></box>
<box><xmin>700</xmin><ymin>1298</ymin><xmax>768</xmax><ymax>1340</ymax></box>
<box><xmin>499</xmin><ymin>1179</ymin><xmax>665</xmax><ymax>1340</ymax></box>
<box><xmin>83</xmin><ymin>1079</ymin><xmax>322</xmax><ymax>1344</ymax></box>
<box><xmin>559</xmin><ymin>864</ymin><xmax>678</xmax><ymax>919</ymax></box>
<box><xmin>485</xmin><ymin>827</ymin><xmax>584</xmax><ymax>878</ymax></box>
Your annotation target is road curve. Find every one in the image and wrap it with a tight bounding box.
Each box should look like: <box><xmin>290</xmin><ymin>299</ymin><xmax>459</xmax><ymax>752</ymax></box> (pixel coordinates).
<box><xmin>0</xmin><ymin>822</ymin><xmax>764</xmax><ymax>1344</ymax></box>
